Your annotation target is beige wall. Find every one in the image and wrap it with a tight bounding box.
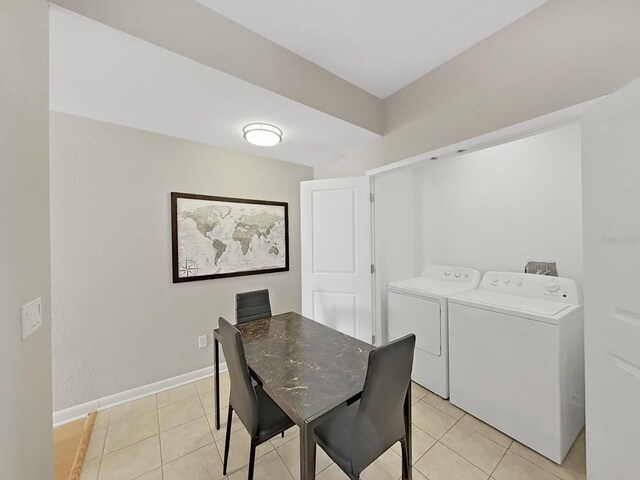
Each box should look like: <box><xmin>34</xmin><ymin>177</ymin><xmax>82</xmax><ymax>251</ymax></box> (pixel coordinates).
<box><xmin>0</xmin><ymin>1</ymin><xmax>53</xmax><ymax>478</ymax></box>
<box><xmin>51</xmin><ymin>0</ymin><xmax>384</xmax><ymax>135</ymax></box>
<box><xmin>50</xmin><ymin>113</ymin><xmax>313</xmax><ymax>410</ymax></box>
<box><xmin>315</xmin><ymin>0</ymin><xmax>640</xmax><ymax>178</ymax></box>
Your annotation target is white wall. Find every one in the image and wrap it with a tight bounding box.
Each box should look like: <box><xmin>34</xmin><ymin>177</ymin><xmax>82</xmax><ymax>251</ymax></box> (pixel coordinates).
<box><xmin>417</xmin><ymin>123</ymin><xmax>583</xmax><ymax>283</ymax></box>
<box><xmin>50</xmin><ymin>113</ymin><xmax>313</xmax><ymax>411</ymax></box>
<box><xmin>51</xmin><ymin>0</ymin><xmax>383</xmax><ymax>134</ymax></box>
<box><xmin>0</xmin><ymin>1</ymin><xmax>53</xmax><ymax>478</ymax></box>
<box><xmin>373</xmin><ymin>168</ymin><xmax>421</xmax><ymax>343</ymax></box>
<box><xmin>373</xmin><ymin>124</ymin><xmax>583</xmax><ymax>343</ymax></box>
<box><xmin>315</xmin><ymin>0</ymin><xmax>640</xmax><ymax>179</ymax></box>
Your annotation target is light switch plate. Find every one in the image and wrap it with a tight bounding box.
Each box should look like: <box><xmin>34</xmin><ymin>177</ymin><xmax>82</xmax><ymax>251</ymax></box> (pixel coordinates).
<box><xmin>21</xmin><ymin>297</ymin><xmax>42</xmax><ymax>341</ymax></box>
<box><xmin>198</xmin><ymin>335</ymin><xmax>208</xmax><ymax>349</ymax></box>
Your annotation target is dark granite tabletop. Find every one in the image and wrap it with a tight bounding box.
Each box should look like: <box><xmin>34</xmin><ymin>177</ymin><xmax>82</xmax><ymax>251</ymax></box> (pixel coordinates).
<box><xmin>232</xmin><ymin>312</ymin><xmax>373</xmax><ymax>424</ymax></box>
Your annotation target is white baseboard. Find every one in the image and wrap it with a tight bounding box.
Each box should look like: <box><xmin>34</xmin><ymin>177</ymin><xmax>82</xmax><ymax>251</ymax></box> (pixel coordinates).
<box><xmin>53</xmin><ymin>362</ymin><xmax>228</xmax><ymax>427</ymax></box>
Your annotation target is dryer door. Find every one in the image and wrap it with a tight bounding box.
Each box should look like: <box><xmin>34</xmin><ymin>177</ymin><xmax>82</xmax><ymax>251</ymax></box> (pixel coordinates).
<box><xmin>388</xmin><ymin>289</ymin><xmax>441</xmax><ymax>355</ymax></box>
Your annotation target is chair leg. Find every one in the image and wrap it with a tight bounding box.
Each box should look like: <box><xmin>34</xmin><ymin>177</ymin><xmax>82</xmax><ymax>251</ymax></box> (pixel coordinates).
<box><xmin>223</xmin><ymin>406</ymin><xmax>234</xmax><ymax>475</ymax></box>
<box><xmin>282</xmin><ymin>431</ymin><xmax>285</xmax><ymax>438</ymax></box>
<box><xmin>248</xmin><ymin>439</ymin><xmax>257</xmax><ymax>480</ymax></box>
<box><xmin>400</xmin><ymin>437</ymin><xmax>411</xmax><ymax>480</ymax></box>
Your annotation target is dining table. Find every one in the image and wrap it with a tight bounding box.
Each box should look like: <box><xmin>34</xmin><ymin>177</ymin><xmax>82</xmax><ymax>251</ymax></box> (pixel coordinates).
<box><xmin>212</xmin><ymin>311</ymin><xmax>412</xmax><ymax>480</ymax></box>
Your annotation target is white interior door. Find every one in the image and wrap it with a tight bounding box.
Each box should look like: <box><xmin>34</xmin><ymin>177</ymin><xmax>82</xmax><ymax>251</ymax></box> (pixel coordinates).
<box><xmin>301</xmin><ymin>177</ymin><xmax>372</xmax><ymax>342</ymax></box>
<box><xmin>583</xmin><ymin>78</ymin><xmax>640</xmax><ymax>479</ymax></box>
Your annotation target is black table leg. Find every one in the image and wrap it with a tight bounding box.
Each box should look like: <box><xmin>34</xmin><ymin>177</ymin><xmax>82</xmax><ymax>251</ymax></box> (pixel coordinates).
<box><xmin>403</xmin><ymin>382</ymin><xmax>412</xmax><ymax>480</ymax></box>
<box><xmin>300</xmin><ymin>422</ymin><xmax>316</xmax><ymax>480</ymax></box>
<box><xmin>214</xmin><ymin>336</ymin><xmax>221</xmax><ymax>430</ymax></box>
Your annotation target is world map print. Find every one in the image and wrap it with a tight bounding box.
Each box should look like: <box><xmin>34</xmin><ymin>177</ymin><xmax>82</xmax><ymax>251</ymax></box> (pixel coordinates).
<box><xmin>172</xmin><ymin>194</ymin><xmax>288</xmax><ymax>281</ymax></box>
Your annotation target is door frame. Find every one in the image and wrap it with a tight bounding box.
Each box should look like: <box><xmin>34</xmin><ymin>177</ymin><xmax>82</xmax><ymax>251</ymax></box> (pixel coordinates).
<box><xmin>366</xmin><ymin>97</ymin><xmax>604</xmax><ymax>350</ymax></box>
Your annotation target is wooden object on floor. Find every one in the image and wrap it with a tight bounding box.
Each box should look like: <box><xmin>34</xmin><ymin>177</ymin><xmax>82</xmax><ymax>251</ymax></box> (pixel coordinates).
<box><xmin>54</xmin><ymin>417</ymin><xmax>86</xmax><ymax>480</ymax></box>
<box><xmin>53</xmin><ymin>412</ymin><xmax>97</xmax><ymax>480</ymax></box>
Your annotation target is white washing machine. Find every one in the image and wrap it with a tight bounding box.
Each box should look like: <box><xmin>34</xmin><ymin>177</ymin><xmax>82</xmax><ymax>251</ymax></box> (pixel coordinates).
<box><xmin>448</xmin><ymin>272</ymin><xmax>584</xmax><ymax>463</ymax></box>
<box><xmin>388</xmin><ymin>264</ymin><xmax>481</xmax><ymax>398</ymax></box>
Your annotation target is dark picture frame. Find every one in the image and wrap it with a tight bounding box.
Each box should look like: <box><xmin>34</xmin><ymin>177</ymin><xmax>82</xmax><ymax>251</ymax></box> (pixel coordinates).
<box><xmin>171</xmin><ymin>192</ymin><xmax>289</xmax><ymax>283</ymax></box>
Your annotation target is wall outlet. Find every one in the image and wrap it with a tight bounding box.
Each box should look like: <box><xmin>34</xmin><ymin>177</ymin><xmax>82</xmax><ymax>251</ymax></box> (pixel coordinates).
<box><xmin>198</xmin><ymin>335</ymin><xmax>208</xmax><ymax>349</ymax></box>
<box><xmin>21</xmin><ymin>297</ymin><xmax>42</xmax><ymax>341</ymax></box>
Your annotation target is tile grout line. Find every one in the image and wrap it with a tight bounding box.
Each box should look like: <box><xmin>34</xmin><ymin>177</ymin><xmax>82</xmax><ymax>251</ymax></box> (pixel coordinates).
<box><xmin>457</xmin><ymin>413</ymin><xmax>514</xmax><ymax>450</ymax></box>
<box><xmin>441</xmin><ymin>414</ymin><xmax>515</xmax><ymax>475</ymax></box>
<box><xmin>489</xmin><ymin>446</ymin><xmax>509</xmax><ymax>479</ymax></box>
<box><xmin>95</xmin><ymin>409</ymin><xmax>111</xmax><ymax>479</ymax></box>
<box><xmin>195</xmin><ymin>381</ymin><xmax>225</xmax><ymax>466</ymax></box>
<box><xmin>411</xmin><ymin>408</ymin><xmax>462</xmax><ymax>478</ymax></box>
<box><xmin>95</xmin><ymin>377</ymin><xmax>582</xmax><ymax>480</ymax></box>
<box><xmin>118</xmin><ymin>394</ymin><xmax>162</xmax><ymax>480</ymax></box>
<box><xmin>421</xmin><ymin>393</ymin><xmax>465</xmax><ymax>418</ymax></box>
<box><xmin>443</xmin><ymin>411</ymin><xmax>581</xmax><ymax>480</ymax></box>
<box><xmin>453</xmin><ymin>443</ymin><xmax>504</xmax><ymax>478</ymax></box>
<box><xmin>88</xmin><ymin>380</ymin><xmax>220</xmax><ymax>479</ymax></box>
<box><xmin>214</xmin><ymin>373</ymin><xmax>300</xmax><ymax>478</ymax></box>
<box><xmin>98</xmin><ymin>409</ymin><xmax>161</xmax><ymax>456</ymax></box>
<box><xmin>155</xmin><ymin>393</ymin><xmax>164</xmax><ymax>480</ymax></box>
<box><xmin>101</xmin><ymin>438</ymin><xmax>161</xmax><ymax>480</ymax></box>
<box><xmin>156</xmin><ymin>386</ymin><xmax>209</xmax><ymax>434</ymax></box>
<box><xmin>162</xmin><ymin>423</ymin><xmax>217</xmax><ymax>469</ymax></box>
<box><xmin>416</xmin><ymin>396</ymin><xmax>461</xmax><ymax>425</ymax></box>
<box><xmin>272</xmin><ymin>442</ymin><xmax>297</xmax><ymax>480</ymax></box>
<box><xmin>99</xmin><ymin>431</ymin><xmax>160</xmax><ymax>457</ymax></box>
<box><xmin>98</xmin><ymin>391</ymin><xmax>212</xmax><ymax>477</ymax></box>
<box><xmin>408</xmin><ymin>422</ymin><xmax>438</xmax><ymax>467</ymax></box>
<box><xmin>435</xmin><ymin>411</ymin><xmax>515</xmax><ymax>478</ymax></box>
<box><xmin>436</xmin><ymin>442</ymin><xmax>491</xmax><ymax>477</ymax></box>
<box><xmin>96</xmin><ymin>427</ymin><xmax>216</xmax><ymax>478</ymax></box>
<box><xmin>505</xmin><ymin>447</ymin><xmax>569</xmax><ymax>480</ymax></box>
<box><xmin>194</xmin><ymin>375</ymin><xmax>233</xmax><ymax>470</ymax></box>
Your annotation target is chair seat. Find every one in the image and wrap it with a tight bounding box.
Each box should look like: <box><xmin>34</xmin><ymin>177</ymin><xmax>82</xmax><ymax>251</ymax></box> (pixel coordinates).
<box><xmin>314</xmin><ymin>401</ymin><xmax>360</xmax><ymax>475</ymax></box>
<box><xmin>255</xmin><ymin>385</ymin><xmax>295</xmax><ymax>441</ymax></box>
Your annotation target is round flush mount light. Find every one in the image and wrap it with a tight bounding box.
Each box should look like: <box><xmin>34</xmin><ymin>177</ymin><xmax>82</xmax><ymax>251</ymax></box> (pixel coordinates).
<box><xmin>243</xmin><ymin>123</ymin><xmax>282</xmax><ymax>147</ymax></box>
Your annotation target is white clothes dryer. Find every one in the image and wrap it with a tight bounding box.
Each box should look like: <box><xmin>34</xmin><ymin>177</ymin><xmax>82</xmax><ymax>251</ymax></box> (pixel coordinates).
<box><xmin>449</xmin><ymin>272</ymin><xmax>584</xmax><ymax>463</ymax></box>
<box><xmin>387</xmin><ymin>264</ymin><xmax>481</xmax><ymax>398</ymax></box>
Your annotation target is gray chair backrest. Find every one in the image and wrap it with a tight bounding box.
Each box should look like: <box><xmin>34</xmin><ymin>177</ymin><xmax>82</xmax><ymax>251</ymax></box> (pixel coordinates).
<box><xmin>218</xmin><ymin>317</ymin><xmax>259</xmax><ymax>437</ymax></box>
<box><xmin>236</xmin><ymin>289</ymin><xmax>272</xmax><ymax>324</ymax></box>
<box><xmin>352</xmin><ymin>334</ymin><xmax>416</xmax><ymax>475</ymax></box>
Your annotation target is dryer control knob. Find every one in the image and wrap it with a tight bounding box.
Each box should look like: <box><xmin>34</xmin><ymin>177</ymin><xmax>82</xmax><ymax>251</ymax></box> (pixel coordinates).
<box><xmin>545</xmin><ymin>283</ymin><xmax>560</xmax><ymax>292</ymax></box>
<box><xmin>503</xmin><ymin>278</ymin><xmax>511</xmax><ymax>284</ymax></box>
<box><xmin>455</xmin><ymin>272</ymin><xmax>461</xmax><ymax>278</ymax></box>
<box><xmin>515</xmin><ymin>278</ymin><xmax>523</xmax><ymax>286</ymax></box>
<box><xmin>445</xmin><ymin>270</ymin><xmax>451</xmax><ymax>276</ymax></box>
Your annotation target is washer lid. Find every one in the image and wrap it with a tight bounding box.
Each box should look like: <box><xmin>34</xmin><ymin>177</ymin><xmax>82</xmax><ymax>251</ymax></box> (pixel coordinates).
<box><xmin>449</xmin><ymin>290</ymin><xmax>581</xmax><ymax>324</ymax></box>
<box><xmin>388</xmin><ymin>277</ymin><xmax>480</xmax><ymax>298</ymax></box>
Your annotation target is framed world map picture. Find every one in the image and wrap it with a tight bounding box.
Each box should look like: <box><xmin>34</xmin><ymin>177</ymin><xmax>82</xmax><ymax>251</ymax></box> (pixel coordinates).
<box><xmin>171</xmin><ymin>192</ymin><xmax>289</xmax><ymax>282</ymax></box>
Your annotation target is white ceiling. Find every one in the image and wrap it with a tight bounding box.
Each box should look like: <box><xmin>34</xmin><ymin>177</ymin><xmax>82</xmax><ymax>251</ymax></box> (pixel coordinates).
<box><xmin>49</xmin><ymin>6</ymin><xmax>378</xmax><ymax>167</ymax></box>
<box><xmin>197</xmin><ymin>0</ymin><xmax>548</xmax><ymax>99</ymax></box>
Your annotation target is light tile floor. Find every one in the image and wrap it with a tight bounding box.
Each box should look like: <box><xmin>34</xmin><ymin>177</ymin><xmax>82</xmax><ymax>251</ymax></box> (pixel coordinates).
<box><xmin>80</xmin><ymin>374</ymin><xmax>586</xmax><ymax>480</ymax></box>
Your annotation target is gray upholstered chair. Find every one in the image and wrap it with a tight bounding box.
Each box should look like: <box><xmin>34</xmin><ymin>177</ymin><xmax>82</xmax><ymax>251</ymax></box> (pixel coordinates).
<box><xmin>218</xmin><ymin>317</ymin><xmax>294</xmax><ymax>479</ymax></box>
<box><xmin>314</xmin><ymin>334</ymin><xmax>416</xmax><ymax>480</ymax></box>
<box><xmin>235</xmin><ymin>289</ymin><xmax>272</xmax><ymax>324</ymax></box>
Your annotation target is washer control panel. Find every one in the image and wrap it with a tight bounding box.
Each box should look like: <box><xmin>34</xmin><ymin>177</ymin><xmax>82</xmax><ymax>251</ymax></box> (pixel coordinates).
<box><xmin>422</xmin><ymin>264</ymin><xmax>482</xmax><ymax>285</ymax></box>
<box><xmin>480</xmin><ymin>271</ymin><xmax>581</xmax><ymax>305</ymax></box>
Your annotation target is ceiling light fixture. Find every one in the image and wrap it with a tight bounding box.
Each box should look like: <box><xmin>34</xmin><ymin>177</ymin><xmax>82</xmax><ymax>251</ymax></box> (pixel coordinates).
<box><xmin>243</xmin><ymin>123</ymin><xmax>282</xmax><ymax>147</ymax></box>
